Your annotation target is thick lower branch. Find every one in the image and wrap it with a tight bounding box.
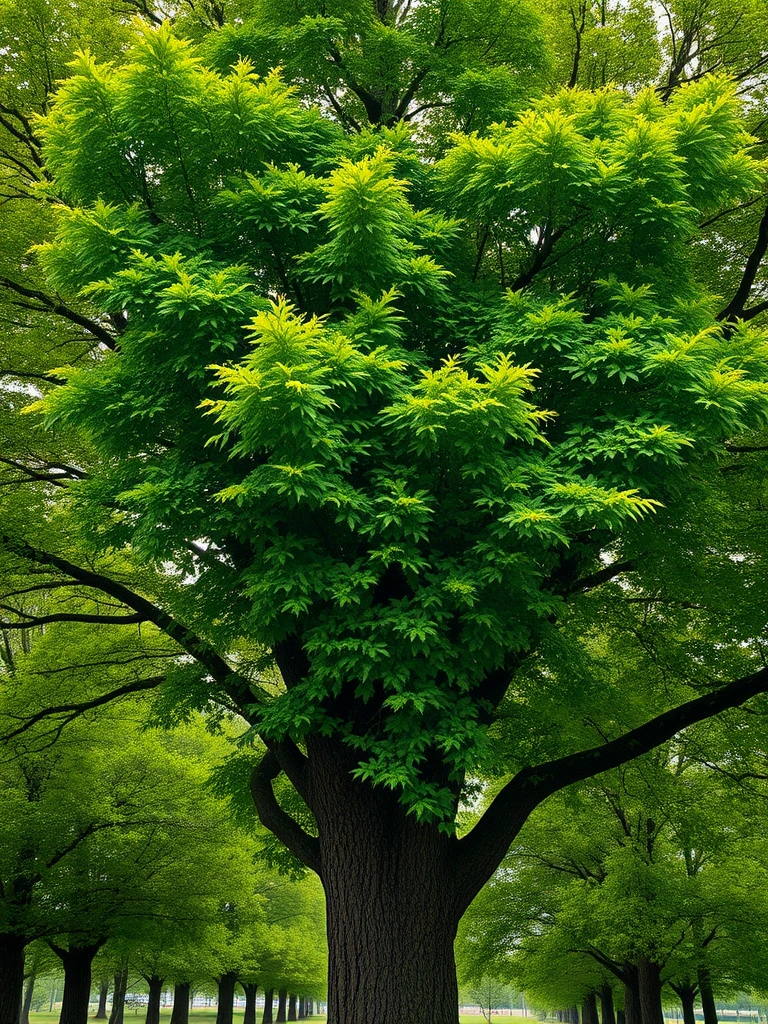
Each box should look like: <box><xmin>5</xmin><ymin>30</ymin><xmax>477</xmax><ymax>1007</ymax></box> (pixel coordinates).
<box><xmin>455</xmin><ymin>664</ymin><xmax>768</xmax><ymax>906</ymax></box>
<box><xmin>249</xmin><ymin>750</ymin><xmax>320</xmax><ymax>873</ymax></box>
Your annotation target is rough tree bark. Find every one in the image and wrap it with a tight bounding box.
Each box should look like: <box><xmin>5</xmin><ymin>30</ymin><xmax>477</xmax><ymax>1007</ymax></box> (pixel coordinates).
<box><xmin>698</xmin><ymin>967</ymin><xmax>719</xmax><ymax>1024</ymax></box>
<box><xmin>108</xmin><ymin>969</ymin><xmax>127</xmax><ymax>1024</ymax></box>
<box><xmin>242</xmin><ymin>984</ymin><xmax>258</xmax><ymax>1024</ymax></box>
<box><xmin>276</xmin><ymin>991</ymin><xmax>287</xmax><ymax>1023</ymax></box>
<box><xmin>623</xmin><ymin>964</ymin><xmax>642</xmax><ymax>1024</ymax></box>
<box><xmin>170</xmin><ymin>983</ymin><xmax>190</xmax><ymax>1024</ymax></box>
<box><xmin>144</xmin><ymin>976</ymin><xmax>164</xmax><ymax>1024</ymax></box>
<box><xmin>675</xmin><ymin>983</ymin><xmax>698</xmax><ymax>1024</ymax></box>
<box><xmin>95</xmin><ymin>979</ymin><xmax>109</xmax><ymax>1020</ymax></box>
<box><xmin>307</xmin><ymin>738</ymin><xmax>462</xmax><ymax>1024</ymax></box>
<box><xmin>54</xmin><ymin>942</ymin><xmax>103</xmax><ymax>1024</ymax></box>
<box><xmin>599</xmin><ymin>985</ymin><xmax>616</xmax><ymax>1024</ymax></box>
<box><xmin>215</xmin><ymin>974</ymin><xmax>238</xmax><ymax>1024</ymax></box>
<box><xmin>261</xmin><ymin>990</ymin><xmax>274</xmax><ymax>1024</ymax></box>
<box><xmin>637</xmin><ymin>957</ymin><xmax>665</xmax><ymax>1024</ymax></box>
<box><xmin>0</xmin><ymin>934</ymin><xmax>26</xmax><ymax>1024</ymax></box>
<box><xmin>20</xmin><ymin>968</ymin><xmax>36</xmax><ymax>1024</ymax></box>
<box><xmin>582</xmin><ymin>993</ymin><xmax>598</xmax><ymax>1024</ymax></box>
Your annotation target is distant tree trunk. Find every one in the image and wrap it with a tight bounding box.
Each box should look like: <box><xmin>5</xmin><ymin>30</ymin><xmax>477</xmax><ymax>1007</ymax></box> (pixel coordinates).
<box><xmin>276</xmin><ymin>991</ymin><xmax>287</xmax><ymax>1023</ymax></box>
<box><xmin>170</xmin><ymin>983</ymin><xmax>190</xmax><ymax>1024</ymax></box>
<box><xmin>108</xmin><ymin>969</ymin><xmax>128</xmax><ymax>1024</ymax></box>
<box><xmin>261</xmin><ymin>990</ymin><xmax>274</xmax><ymax>1024</ymax></box>
<box><xmin>20</xmin><ymin>969</ymin><xmax>36</xmax><ymax>1024</ymax></box>
<box><xmin>698</xmin><ymin>968</ymin><xmax>718</xmax><ymax>1024</ymax></box>
<box><xmin>144</xmin><ymin>977</ymin><xmax>164</xmax><ymax>1024</ymax></box>
<box><xmin>0</xmin><ymin>933</ymin><xmax>26</xmax><ymax>1024</ymax></box>
<box><xmin>636</xmin><ymin>957</ymin><xmax>664</xmax><ymax>1024</ymax></box>
<box><xmin>616</xmin><ymin>1011</ymin><xmax>625</xmax><ymax>1024</ymax></box>
<box><xmin>306</xmin><ymin>1001</ymin><xmax>313</xmax><ymax>1018</ymax></box>
<box><xmin>583</xmin><ymin>993</ymin><xmax>598</xmax><ymax>1024</ymax></box>
<box><xmin>297</xmin><ymin>998</ymin><xmax>305</xmax><ymax>1021</ymax></box>
<box><xmin>241</xmin><ymin>984</ymin><xmax>257</xmax><ymax>1024</ymax></box>
<box><xmin>287</xmin><ymin>995</ymin><xmax>297</xmax><ymax>1022</ymax></box>
<box><xmin>681</xmin><ymin>986</ymin><xmax>697</xmax><ymax>1024</ymax></box>
<box><xmin>215</xmin><ymin>974</ymin><xmax>238</xmax><ymax>1024</ymax></box>
<box><xmin>56</xmin><ymin>942</ymin><xmax>103</xmax><ymax>1024</ymax></box>
<box><xmin>569</xmin><ymin>1008</ymin><xmax>580</xmax><ymax>1024</ymax></box>
<box><xmin>94</xmin><ymin>980</ymin><xmax>109</xmax><ymax>1020</ymax></box>
<box><xmin>599</xmin><ymin>985</ymin><xmax>616</xmax><ymax>1024</ymax></box>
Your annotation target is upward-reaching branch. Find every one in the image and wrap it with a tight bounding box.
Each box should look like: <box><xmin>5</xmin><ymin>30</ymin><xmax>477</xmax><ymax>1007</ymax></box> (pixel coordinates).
<box><xmin>716</xmin><ymin>200</ymin><xmax>768</xmax><ymax>325</ymax></box>
<box><xmin>454</xmin><ymin>664</ymin><xmax>768</xmax><ymax>909</ymax></box>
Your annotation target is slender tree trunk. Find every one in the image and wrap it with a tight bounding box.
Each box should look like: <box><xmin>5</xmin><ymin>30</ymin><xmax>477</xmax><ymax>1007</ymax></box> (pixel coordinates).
<box><xmin>679</xmin><ymin>985</ymin><xmax>697</xmax><ymax>1024</ymax></box>
<box><xmin>20</xmin><ymin>969</ymin><xmax>36</xmax><ymax>1024</ymax></box>
<box><xmin>261</xmin><ymin>990</ymin><xmax>274</xmax><ymax>1024</ymax></box>
<box><xmin>144</xmin><ymin>977</ymin><xmax>163</xmax><ymax>1024</ymax></box>
<box><xmin>698</xmin><ymin>967</ymin><xmax>718</xmax><ymax>1024</ymax></box>
<box><xmin>569</xmin><ymin>1008</ymin><xmax>580</xmax><ymax>1024</ymax></box>
<box><xmin>287</xmin><ymin>995</ymin><xmax>297</xmax><ymax>1022</ymax></box>
<box><xmin>636</xmin><ymin>957</ymin><xmax>664</xmax><ymax>1024</ymax></box>
<box><xmin>297</xmin><ymin>998</ymin><xmax>305</xmax><ymax>1021</ymax></box>
<box><xmin>0</xmin><ymin>934</ymin><xmax>26</xmax><ymax>1024</ymax></box>
<box><xmin>108</xmin><ymin>969</ymin><xmax>127</xmax><ymax>1024</ymax></box>
<box><xmin>170</xmin><ymin>984</ymin><xmax>190</xmax><ymax>1024</ymax></box>
<box><xmin>215</xmin><ymin>974</ymin><xmax>238</xmax><ymax>1024</ymax></box>
<box><xmin>242</xmin><ymin>985</ymin><xmax>257</xmax><ymax>1024</ymax></box>
<box><xmin>583</xmin><ymin>993</ymin><xmax>598</xmax><ymax>1024</ymax></box>
<box><xmin>56</xmin><ymin>943</ymin><xmax>103</xmax><ymax>1024</ymax></box>
<box><xmin>599</xmin><ymin>985</ymin><xmax>616</xmax><ymax>1024</ymax></box>
<box><xmin>306</xmin><ymin>1001</ymin><xmax>313</xmax><ymax>1017</ymax></box>
<box><xmin>276</xmin><ymin>991</ymin><xmax>287</xmax><ymax>1024</ymax></box>
<box><xmin>94</xmin><ymin>980</ymin><xmax>109</xmax><ymax>1020</ymax></box>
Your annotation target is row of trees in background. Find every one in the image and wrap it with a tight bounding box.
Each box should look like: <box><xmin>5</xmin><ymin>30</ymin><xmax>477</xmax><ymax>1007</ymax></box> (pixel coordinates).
<box><xmin>0</xmin><ymin>617</ymin><xmax>326</xmax><ymax>1024</ymax></box>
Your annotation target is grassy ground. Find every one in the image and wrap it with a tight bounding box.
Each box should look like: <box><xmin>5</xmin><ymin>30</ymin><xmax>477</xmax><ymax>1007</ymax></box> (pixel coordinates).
<box><xmin>29</xmin><ymin>1012</ymin><xmax>514</xmax><ymax>1024</ymax></box>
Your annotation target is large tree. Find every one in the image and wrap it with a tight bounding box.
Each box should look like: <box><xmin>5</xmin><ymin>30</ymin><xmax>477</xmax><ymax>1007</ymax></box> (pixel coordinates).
<box><xmin>6</xmin><ymin>9</ymin><xmax>768</xmax><ymax>1024</ymax></box>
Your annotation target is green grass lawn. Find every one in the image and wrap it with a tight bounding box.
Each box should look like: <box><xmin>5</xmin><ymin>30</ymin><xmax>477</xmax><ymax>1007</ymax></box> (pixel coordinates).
<box><xmin>30</xmin><ymin>1012</ymin><xmax>519</xmax><ymax>1024</ymax></box>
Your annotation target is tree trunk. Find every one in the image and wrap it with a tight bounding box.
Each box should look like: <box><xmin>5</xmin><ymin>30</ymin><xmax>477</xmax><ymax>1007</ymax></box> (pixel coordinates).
<box><xmin>680</xmin><ymin>985</ymin><xmax>697</xmax><ymax>1024</ymax></box>
<box><xmin>276</xmin><ymin>991</ymin><xmax>287</xmax><ymax>1024</ymax></box>
<box><xmin>297</xmin><ymin>998</ymin><xmax>305</xmax><ymax>1021</ymax></box>
<box><xmin>623</xmin><ymin>964</ymin><xmax>641</xmax><ymax>1024</ymax></box>
<box><xmin>0</xmin><ymin>934</ymin><xmax>26</xmax><ymax>1024</ymax></box>
<box><xmin>636</xmin><ymin>957</ymin><xmax>664</xmax><ymax>1024</ymax></box>
<box><xmin>144</xmin><ymin>977</ymin><xmax>163</xmax><ymax>1024</ymax></box>
<box><xmin>242</xmin><ymin>985</ymin><xmax>257</xmax><ymax>1024</ymax></box>
<box><xmin>583</xmin><ymin>993</ymin><xmax>598</xmax><ymax>1024</ymax></box>
<box><xmin>261</xmin><ymin>990</ymin><xmax>274</xmax><ymax>1024</ymax></box>
<box><xmin>307</xmin><ymin>738</ymin><xmax>463</xmax><ymax>1024</ymax></box>
<box><xmin>170</xmin><ymin>984</ymin><xmax>190</xmax><ymax>1024</ymax></box>
<box><xmin>20</xmin><ymin>969</ymin><xmax>36</xmax><ymax>1024</ymax></box>
<box><xmin>287</xmin><ymin>995</ymin><xmax>296</xmax><ymax>1022</ymax></box>
<box><xmin>599</xmin><ymin>985</ymin><xmax>616</xmax><ymax>1024</ymax></box>
<box><xmin>108</xmin><ymin>969</ymin><xmax>128</xmax><ymax>1024</ymax></box>
<box><xmin>56</xmin><ymin>943</ymin><xmax>103</xmax><ymax>1024</ymax></box>
<box><xmin>698</xmin><ymin>967</ymin><xmax>718</xmax><ymax>1024</ymax></box>
<box><xmin>569</xmin><ymin>1008</ymin><xmax>580</xmax><ymax>1024</ymax></box>
<box><xmin>94</xmin><ymin>980</ymin><xmax>109</xmax><ymax>1020</ymax></box>
<box><xmin>215</xmin><ymin>974</ymin><xmax>238</xmax><ymax>1024</ymax></box>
